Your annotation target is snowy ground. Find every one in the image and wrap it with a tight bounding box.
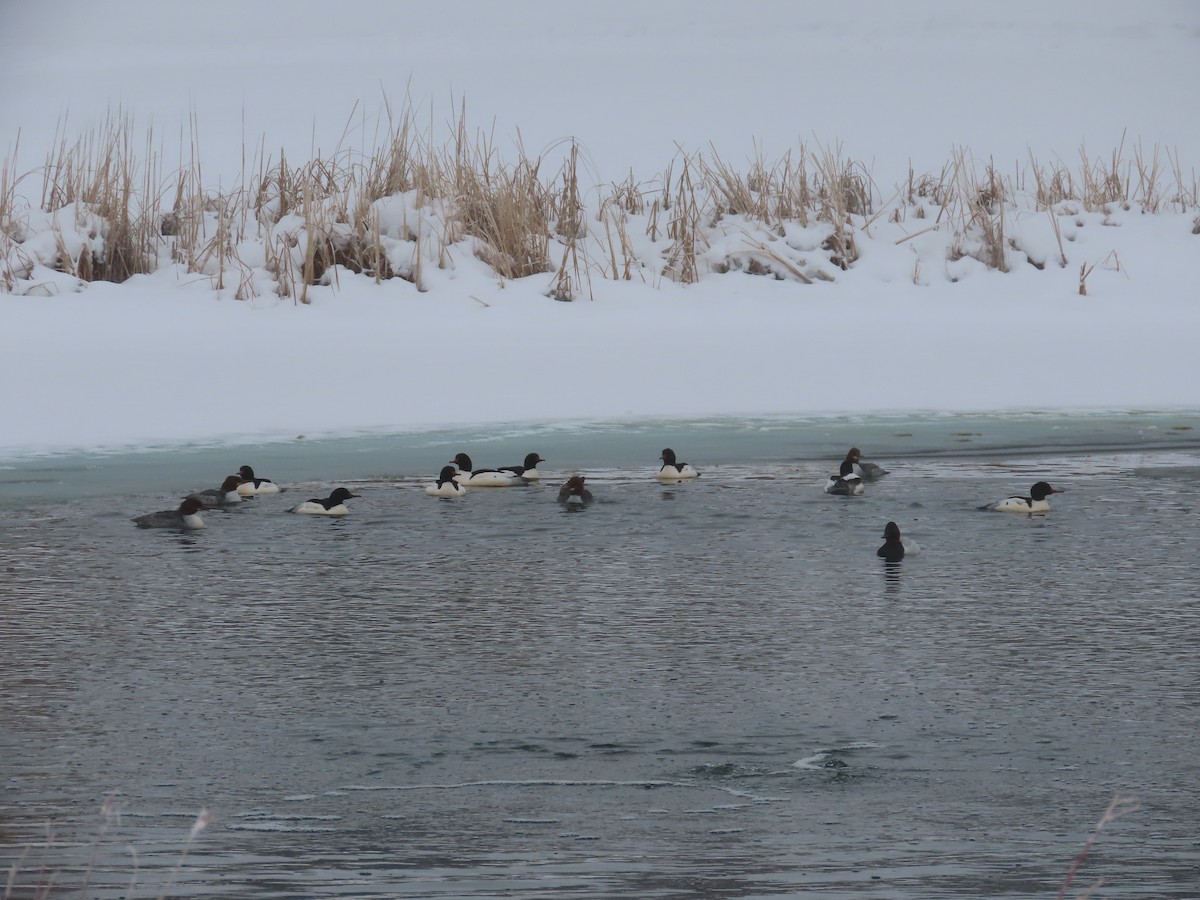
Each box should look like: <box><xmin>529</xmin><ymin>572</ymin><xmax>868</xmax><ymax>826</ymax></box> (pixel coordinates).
<box><xmin>1</xmin><ymin>1</ymin><xmax>1198</xmax><ymax>457</ymax></box>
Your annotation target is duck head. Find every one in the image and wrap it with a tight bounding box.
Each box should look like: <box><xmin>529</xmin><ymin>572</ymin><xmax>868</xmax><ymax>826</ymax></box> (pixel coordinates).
<box><xmin>1030</xmin><ymin>482</ymin><xmax>1063</xmax><ymax>501</ymax></box>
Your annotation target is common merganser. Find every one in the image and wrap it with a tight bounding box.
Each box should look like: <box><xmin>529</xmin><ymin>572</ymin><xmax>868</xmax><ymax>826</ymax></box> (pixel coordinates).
<box><xmin>188</xmin><ymin>475</ymin><xmax>246</xmax><ymax>507</ymax></box>
<box><xmin>982</xmin><ymin>481</ymin><xmax>1063</xmax><ymax>513</ymax></box>
<box><xmin>133</xmin><ymin>497</ymin><xmax>208</xmax><ymax>529</ymax></box>
<box><xmin>657</xmin><ymin>448</ymin><xmax>699</xmax><ymax>481</ymax></box>
<box><xmin>877</xmin><ymin>521</ymin><xmax>920</xmax><ymax>562</ymax></box>
<box><xmin>846</xmin><ymin>447</ymin><xmax>888</xmax><ymax>481</ymax></box>
<box><xmin>426</xmin><ymin>465</ymin><xmax>469</xmax><ymax>498</ymax></box>
<box><xmin>290</xmin><ymin>487</ymin><xmax>359</xmax><ymax>515</ymax></box>
<box><xmin>877</xmin><ymin>522</ymin><xmax>905</xmax><ymax>563</ymax></box>
<box><xmin>824</xmin><ymin>458</ymin><xmax>865</xmax><ymax>495</ymax></box>
<box><xmin>237</xmin><ymin>465</ymin><xmax>281</xmax><ymax>496</ymax></box>
<box><xmin>557</xmin><ymin>474</ymin><xmax>594</xmax><ymax>505</ymax></box>
<box><xmin>450</xmin><ymin>453</ymin><xmax>524</xmax><ymax>487</ymax></box>
<box><xmin>498</xmin><ymin>452</ymin><xmax>545</xmax><ymax>480</ymax></box>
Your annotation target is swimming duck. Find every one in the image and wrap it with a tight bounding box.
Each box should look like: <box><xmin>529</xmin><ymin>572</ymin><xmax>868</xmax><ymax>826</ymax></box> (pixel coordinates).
<box><xmin>498</xmin><ymin>452</ymin><xmax>545</xmax><ymax>480</ymax></box>
<box><xmin>450</xmin><ymin>453</ymin><xmax>524</xmax><ymax>487</ymax></box>
<box><xmin>981</xmin><ymin>481</ymin><xmax>1063</xmax><ymax>513</ymax></box>
<box><xmin>426</xmin><ymin>465</ymin><xmax>469</xmax><ymax>498</ymax></box>
<box><xmin>824</xmin><ymin>457</ymin><xmax>865</xmax><ymax>495</ymax></box>
<box><xmin>237</xmin><ymin>465</ymin><xmax>281</xmax><ymax>496</ymax></box>
<box><xmin>877</xmin><ymin>521</ymin><xmax>919</xmax><ymax>562</ymax></box>
<box><xmin>657</xmin><ymin>448</ymin><xmax>700</xmax><ymax>481</ymax></box>
<box><xmin>133</xmin><ymin>497</ymin><xmax>208</xmax><ymax>529</ymax></box>
<box><xmin>846</xmin><ymin>447</ymin><xmax>888</xmax><ymax>481</ymax></box>
<box><xmin>289</xmin><ymin>487</ymin><xmax>359</xmax><ymax>515</ymax></box>
<box><xmin>877</xmin><ymin>522</ymin><xmax>905</xmax><ymax>563</ymax></box>
<box><xmin>557</xmin><ymin>474</ymin><xmax>594</xmax><ymax>505</ymax></box>
<box><xmin>188</xmin><ymin>475</ymin><xmax>246</xmax><ymax>507</ymax></box>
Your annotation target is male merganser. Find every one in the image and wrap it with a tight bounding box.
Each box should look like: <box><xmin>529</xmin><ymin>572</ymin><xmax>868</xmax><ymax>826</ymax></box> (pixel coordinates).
<box><xmin>289</xmin><ymin>487</ymin><xmax>359</xmax><ymax>515</ymax></box>
<box><xmin>657</xmin><ymin>448</ymin><xmax>699</xmax><ymax>481</ymax></box>
<box><xmin>450</xmin><ymin>453</ymin><xmax>524</xmax><ymax>487</ymax></box>
<box><xmin>824</xmin><ymin>457</ymin><xmax>865</xmax><ymax>495</ymax></box>
<box><xmin>133</xmin><ymin>497</ymin><xmax>208</xmax><ymax>529</ymax></box>
<box><xmin>237</xmin><ymin>465</ymin><xmax>281</xmax><ymax>496</ymax></box>
<box><xmin>877</xmin><ymin>521</ymin><xmax>920</xmax><ymax>562</ymax></box>
<box><xmin>846</xmin><ymin>447</ymin><xmax>888</xmax><ymax>481</ymax></box>
<box><xmin>426</xmin><ymin>465</ymin><xmax>469</xmax><ymax>498</ymax></box>
<box><xmin>981</xmin><ymin>481</ymin><xmax>1063</xmax><ymax>513</ymax></box>
<box><xmin>877</xmin><ymin>522</ymin><xmax>905</xmax><ymax>563</ymax></box>
<box><xmin>498</xmin><ymin>452</ymin><xmax>545</xmax><ymax>480</ymax></box>
<box><xmin>188</xmin><ymin>475</ymin><xmax>246</xmax><ymax>507</ymax></box>
<box><xmin>557</xmin><ymin>474</ymin><xmax>594</xmax><ymax>505</ymax></box>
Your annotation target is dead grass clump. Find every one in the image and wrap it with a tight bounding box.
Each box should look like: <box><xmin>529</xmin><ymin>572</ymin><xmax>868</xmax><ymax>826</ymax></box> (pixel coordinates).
<box><xmin>36</xmin><ymin>112</ymin><xmax>164</xmax><ymax>282</ymax></box>
<box><xmin>702</xmin><ymin>144</ymin><xmax>812</xmax><ymax>231</ymax></box>
<box><xmin>448</xmin><ymin>117</ymin><xmax>552</xmax><ymax>280</ymax></box>
<box><xmin>1078</xmin><ymin>136</ymin><xmax>1130</xmax><ymax>211</ymax></box>
<box><xmin>946</xmin><ymin>148</ymin><xmax>1010</xmax><ymax>272</ymax></box>
<box><xmin>603</xmin><ymin>171</ymin><xmax>649</xmax><ymax>217</ymax></box>
<box><xmin>660</xmin><ymin>152</ymin><xmax>705</xmax><ymax>284</ymax></box>
<box><xmin>811</xmin><ymin>141</ymin><xmax>870</xmax><ymax>269</ymax></box>
<box><xmin>455</xmin><ymin>159</ymin><xmax>552</xmax><ymax>279</ymax></box>
<box><xmin>547</xmin><ymin>141</ymin><xmax>591</xmax><ymax>301</ymax></box>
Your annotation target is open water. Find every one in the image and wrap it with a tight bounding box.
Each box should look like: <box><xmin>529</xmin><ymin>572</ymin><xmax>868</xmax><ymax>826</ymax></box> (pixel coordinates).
<box><xmin>2</xmin><ymin>413</ymin><xmax>1199</xmax><ymax>898</ymax></box>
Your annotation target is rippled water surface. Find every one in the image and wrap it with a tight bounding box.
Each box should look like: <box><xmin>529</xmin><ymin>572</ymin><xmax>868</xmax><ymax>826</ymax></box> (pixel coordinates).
<box><xmin>2</xmin><ymin>414</ymin><xmax>1199</xmax><ymax>898</ymax></box>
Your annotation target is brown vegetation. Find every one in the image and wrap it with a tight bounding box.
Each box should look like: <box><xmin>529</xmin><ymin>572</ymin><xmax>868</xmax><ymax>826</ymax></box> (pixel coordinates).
<box><xmin>2</xmin><ymin>101</ymin><xmax>1196</xmax><ymax>301</ymax></box>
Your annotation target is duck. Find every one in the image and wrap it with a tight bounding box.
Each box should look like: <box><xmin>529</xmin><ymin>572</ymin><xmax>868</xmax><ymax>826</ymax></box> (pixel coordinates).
<box><xmin>133</xmin><ymin>497</ymin><xmax>208</xmax><ymax>529</ymax></box>
<box><xmin>426</xmin><ymin>465</ymin><xmax>469</xmax><ymax>498</ymax></box>
<box><xmin>289</xmin><ymin>487</ymin><xmax>359</xmax><ymax>515</ymax></box>
<box><xmin>877</xmin><ymin>521</ymin><xmax>919</xmax><ymax>562</ymax></box>
<box><xmin>498</xmin><ymin>452</ymin><xmax>545</xmax><ymax>480</ymax></box>
<box><xmin>981</xmin><ymin>481</ymin><xmax>1063</xmax><ymax>513</ymax></box>
<box><xmin>450</xmin><ymin>452</ymin><xmax>524</xmax><ymax>487</ymax></box>
<box><xmin>846</xmin><ymin>447</ymin><xmax>888</xmax><ymax>481</ymax></box>
<box><xmin>557</xmin><ymin>474</ymin><xmax>594</xmax><ymax>505</ymax></box>
<box><xmin>824</xmin><ymin>457</ymin><xmax>865</xmax><ymax>495</ymax></box>
<box><xmin>657</xmin><ymin>448</ymin><xmax>700</xmax><ymax>481</ymax></box>
<box><xmin>237</xmin><ymin>465</ymin><xmax>281</xmax><ymax>496</ymax></box>
<box><xmin>187</xmin><ymin>475</ymin><xmax>246</xmax><ymax>507</ymax></box>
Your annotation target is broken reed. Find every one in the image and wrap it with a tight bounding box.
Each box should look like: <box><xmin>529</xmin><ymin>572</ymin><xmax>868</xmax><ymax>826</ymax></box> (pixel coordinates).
<box><xmin>2</xmin><ymin>103</ymin><xmax>1197</xmax><ymax>300</ymax></box>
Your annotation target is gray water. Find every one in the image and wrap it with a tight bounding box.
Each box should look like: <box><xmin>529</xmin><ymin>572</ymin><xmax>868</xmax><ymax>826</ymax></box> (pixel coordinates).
<box><xmin>2</xmin><ymin>413</ymin><xmax>1199</xmax><ymax>898</ymax></box>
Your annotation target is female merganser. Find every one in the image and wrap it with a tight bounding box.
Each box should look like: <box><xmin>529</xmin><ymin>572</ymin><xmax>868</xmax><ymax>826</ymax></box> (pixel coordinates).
<box><xmin>824</xmin><ymin>457</ymin><xmax>865</xmax><ymax>495</ymax></box>
<box><xmin>657</xmin><ymin>448</ymin><xmax>699</xmax><ymax>481</ymax></box>
<box><xmin>237</xmin><ymin>465</ymin><xmax>281</xmax><ymax>496</ymax></box>
<box><xmin>557</xmin><ymin>474</ymin><xmax>594</xmax><ymax>505</ymax></box>
<box><xmin>188</xmin><ymin>475</ymin><xmax>246</xmax><ymax>507</ymax></box>
<box><xmin>982</xmin><ymin>481</ymin><xmax>1063</xmax><ymax>513</ymax></box>
<box><xmin>450</xmin><ymin>453</ymin><xmax>524</xmax><ymax>487</ymax></box>
<box><xmin>877</xmin><ymin>521</ymin><xmax>920</xmax><ymax>562</ymax></box>
<box><xmin>846</xmin><ymin>447</ymin><xmax>888</xmax><ymax>481</ymax></box>
<box><xmin>133</xmin><ymin>497</ymin><xmax>208</xmax><ymax>529</ymax></box>
<box><xmin>290</xmin><ymin>487</ymin><xmax>359</xmax><ymax>515</ymax></box>
<box><xmin>498</xmin><ymin>452</ymin><xmax>545</xmax><ymax>480</ymax></box>
<box><xmin>426</xmin><ymin>465</ymin><xmax>469</xmax><ymax>498</ymax></box>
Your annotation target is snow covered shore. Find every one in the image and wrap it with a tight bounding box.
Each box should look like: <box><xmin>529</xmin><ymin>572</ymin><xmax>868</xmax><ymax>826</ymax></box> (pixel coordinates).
<box><xmin>1</xmin><ymin>1</ymin><xmax>1197</xmax><ymax>458</ymax></box>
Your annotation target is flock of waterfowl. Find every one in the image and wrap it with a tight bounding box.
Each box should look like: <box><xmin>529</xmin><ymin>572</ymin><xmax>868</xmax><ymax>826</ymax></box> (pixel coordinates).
<box><xmin>132</xmin><ymin>447</ymin><xmax>1064</xmax><ymax>564</ymax></box>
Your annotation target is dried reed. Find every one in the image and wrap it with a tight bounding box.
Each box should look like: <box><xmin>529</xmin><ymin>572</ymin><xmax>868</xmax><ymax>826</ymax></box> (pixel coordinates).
<box><xmin>1</xmin><ymin>99</ymin><xmax>1196</xmax><ymax>300</ymax></box>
